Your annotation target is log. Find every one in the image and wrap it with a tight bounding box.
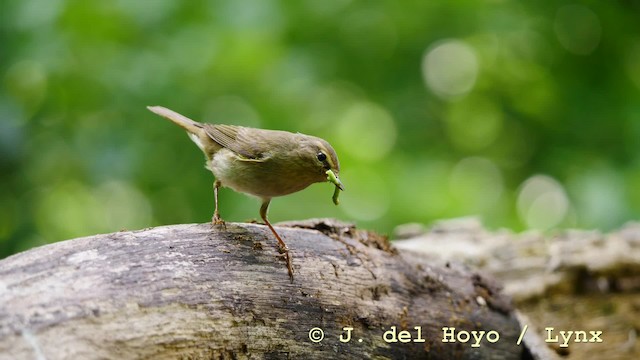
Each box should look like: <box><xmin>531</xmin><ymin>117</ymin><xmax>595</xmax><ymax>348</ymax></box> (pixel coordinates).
<box><xmin>394</xmin><ymin>218</ymin><xmax>640</xmax><ymax>359</ymax></box>
<box><xmin>0</xmin><ymin>219</ymin><xmax>527</xmax><ymax>359</ymax></box>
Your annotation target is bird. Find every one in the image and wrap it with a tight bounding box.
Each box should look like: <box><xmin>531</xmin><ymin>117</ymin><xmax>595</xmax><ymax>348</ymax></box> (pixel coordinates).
<box><xmin>147</xmin><ymin>106</ymin><xmax>344</xmax><ymax>281</ymax></box>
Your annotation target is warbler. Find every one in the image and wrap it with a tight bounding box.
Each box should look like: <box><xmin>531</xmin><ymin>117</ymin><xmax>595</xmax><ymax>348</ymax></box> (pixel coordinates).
<box><xmin>148</xmin><ymin>106</ymin><xmax>344</xmax><ymax>281</ymax></box>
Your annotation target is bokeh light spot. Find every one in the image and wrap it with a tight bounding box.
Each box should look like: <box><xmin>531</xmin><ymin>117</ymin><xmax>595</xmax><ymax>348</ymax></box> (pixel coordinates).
<box><xmin>336</xmin><ymin>101</ymin><xmax>397</xmax><ymax>161</ymax></box>
<box><xmin>422</xmin><ymin>39</ymin><xmax>479</xmax><ymax>99</ymax></box>
<box><xmin>517</xmin><ymin>175</ymin><xmax>570</xmax><ymax>230</ymax></box>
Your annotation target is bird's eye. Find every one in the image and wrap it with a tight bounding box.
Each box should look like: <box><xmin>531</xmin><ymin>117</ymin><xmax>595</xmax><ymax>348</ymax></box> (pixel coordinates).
<box><xmin>317</xmin><ymin>152</ymin><xmax>327</xmax><ymax>162</ymax></box>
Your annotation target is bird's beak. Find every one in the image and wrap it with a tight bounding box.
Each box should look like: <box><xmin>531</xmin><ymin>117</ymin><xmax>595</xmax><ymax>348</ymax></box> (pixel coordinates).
<box><xmin>326</xmin><ymin>170</ymin><xmax>344</xmax><ymax>191</ymax></box>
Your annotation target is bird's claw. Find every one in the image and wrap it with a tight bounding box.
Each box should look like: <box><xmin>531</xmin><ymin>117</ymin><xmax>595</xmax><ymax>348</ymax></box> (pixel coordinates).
<box><xmin>276</xmin><ymin>247</ymin><xmax>294</xmax><ymax>282</ymax></box>
<box><xmin>211</xmin><ymin>214</ymin><xmax>226</xmax><ymax>229</ymax></box>
<box><xmin>277</xmin><ymin>244</ymin><xmax>289</xmax><ymax>253</ymax></box>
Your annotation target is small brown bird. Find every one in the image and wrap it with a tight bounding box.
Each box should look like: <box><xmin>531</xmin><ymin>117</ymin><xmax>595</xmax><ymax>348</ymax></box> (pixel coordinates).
<box><xmin>148</xmin><ymin>106</ymin><xmax>344</xmax><ymax>281</ymax></box>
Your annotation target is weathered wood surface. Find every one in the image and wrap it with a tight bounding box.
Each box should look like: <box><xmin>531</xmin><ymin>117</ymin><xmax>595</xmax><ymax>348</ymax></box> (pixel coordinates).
<box><xmin>394</xmin><ymin>218</ymin><xmax>640</xmax><ymax>301</ymax></box>
<box><xmin>0</xmin><ymin>219</ymin><xmax>526</xmax><ymax>359</ymax></box>
<box><xmin>395</xmin><ymin>218</ymin><xmax>640</xmax><ymax>360</ymax></box>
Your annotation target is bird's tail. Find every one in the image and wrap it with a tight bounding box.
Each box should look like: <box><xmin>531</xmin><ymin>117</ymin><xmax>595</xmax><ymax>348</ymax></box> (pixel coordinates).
<box><xmin>147</xmin><ymin>106</ymin><xmax>204</xmax><ymax>134</ymax></box>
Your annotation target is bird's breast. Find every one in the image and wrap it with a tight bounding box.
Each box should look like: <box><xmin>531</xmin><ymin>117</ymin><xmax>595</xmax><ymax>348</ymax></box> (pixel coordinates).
<box><xmin>207</xmin><ymin>149</ymin><xmax>321</xmax><ymax>198</ymax></box>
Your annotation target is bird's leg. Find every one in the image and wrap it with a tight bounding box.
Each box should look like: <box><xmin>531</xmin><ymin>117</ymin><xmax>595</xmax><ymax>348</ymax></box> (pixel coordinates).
<box><xmin>212</xmin><ymin>180</ymin><xmax>225</xmax><ymax>227</ymax></box>
<box><xmin>260</xmin><ymin>200</ymin><xmax>294</xmax><ymax>281</ymax></box>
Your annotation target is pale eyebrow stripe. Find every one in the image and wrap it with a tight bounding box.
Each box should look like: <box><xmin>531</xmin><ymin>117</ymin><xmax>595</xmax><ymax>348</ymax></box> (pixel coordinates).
<box><xmin>317</xmin><ymin>143</ymin><xmax>336</xmax><ymax>169</ymax></box>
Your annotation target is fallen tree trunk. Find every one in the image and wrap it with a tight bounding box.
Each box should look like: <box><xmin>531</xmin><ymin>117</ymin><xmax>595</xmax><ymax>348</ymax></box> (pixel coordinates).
<box><xmin>394</xmin><ymin>218</ymin><xmax>640</xmax><ymax>359</ymax></box>
<box><xmin>0</xmin><ymin>219</ymin><xmax>526</xmax><ymax>359</ymax></box>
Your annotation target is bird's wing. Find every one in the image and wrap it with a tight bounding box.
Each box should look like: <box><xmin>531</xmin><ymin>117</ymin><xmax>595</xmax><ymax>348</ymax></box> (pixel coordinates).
<box><xmin>203</xmin><ymin>124</ymin><xmax>269</xmax><ymax>161</ymax></box>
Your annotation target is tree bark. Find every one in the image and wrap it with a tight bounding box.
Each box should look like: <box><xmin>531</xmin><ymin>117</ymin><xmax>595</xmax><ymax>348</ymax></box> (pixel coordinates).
<box><xmin>0</xmin><ymin>219</ymin><xmax>526</xmax><ymax>359</ymax></box>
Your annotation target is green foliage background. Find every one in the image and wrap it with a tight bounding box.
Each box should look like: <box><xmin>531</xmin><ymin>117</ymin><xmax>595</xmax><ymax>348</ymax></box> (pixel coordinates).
<box><xmin>2</xmin><ymin>0</ymin><xmax>640</xmax><ymax>258</ymax></box>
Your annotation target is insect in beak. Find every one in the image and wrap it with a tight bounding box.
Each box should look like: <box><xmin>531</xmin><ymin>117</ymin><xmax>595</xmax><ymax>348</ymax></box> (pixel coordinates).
<box><xmin>326</xmin><ymin>170</ymin><xmax>344</xmax><ymax>205</ymax></box>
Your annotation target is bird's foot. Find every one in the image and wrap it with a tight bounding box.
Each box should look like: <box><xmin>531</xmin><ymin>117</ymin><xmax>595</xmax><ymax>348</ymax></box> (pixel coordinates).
<box><xmin>277</xmin><ymin>243</ymin><xmax>289</xmax><ymax>253</ymax></box>
<box><xmin>276</xmin><ymin>246</ymin><xmax>294</xmax><ymax>282</ymax></box>
<box><xmin>211</xmin><ymin>214</ymin><xmax>226</xmax><ymax>229</ymax></box>
<box><xmin>285</xmin><ymin>256</ymin><xmax>294</xmax><ymax>282</ymax></box>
